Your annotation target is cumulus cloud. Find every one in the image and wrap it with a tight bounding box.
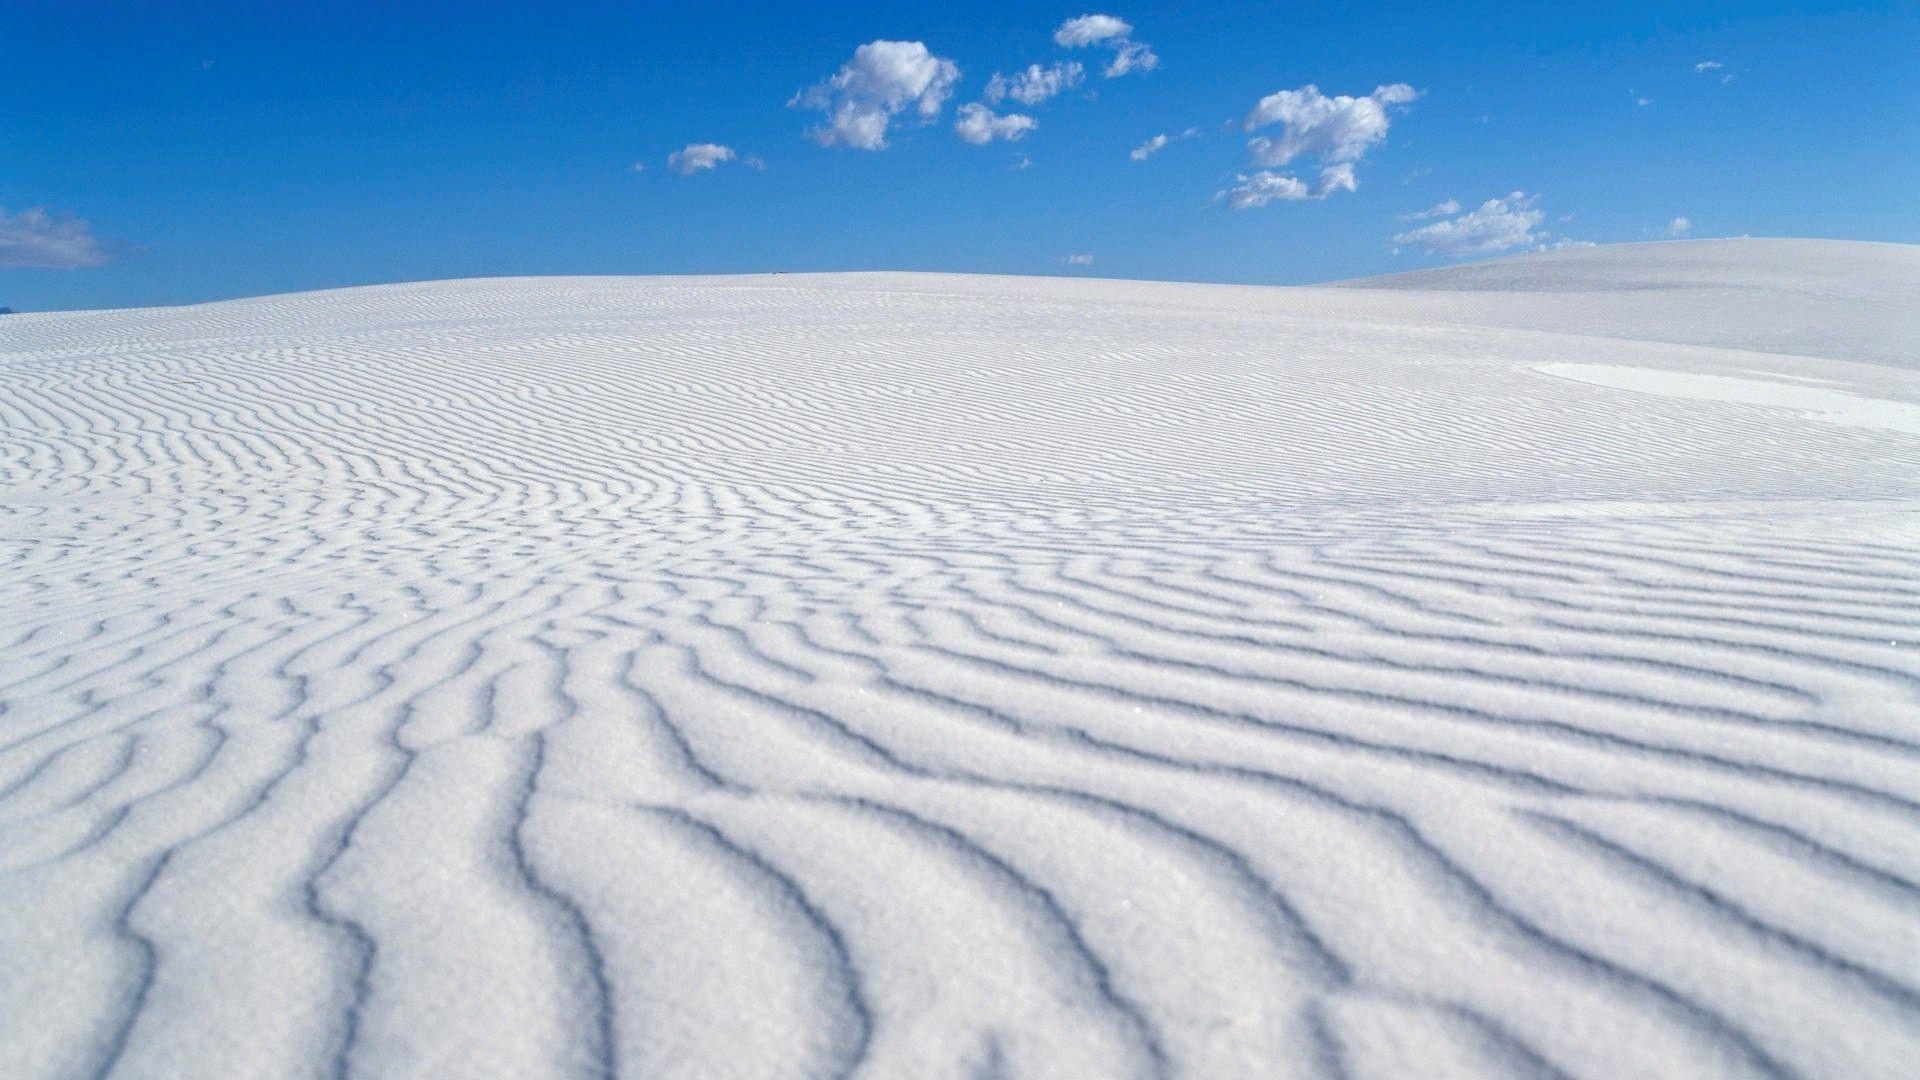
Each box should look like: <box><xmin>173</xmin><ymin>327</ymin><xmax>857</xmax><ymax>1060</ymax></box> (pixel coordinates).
<box><xmin>954</xmin><ymin>103</ymin><xmax>1037</xmax><ymax>145</ymax></box>
<box><xmin>791</xmin><ymin>40</ymin><xmax>961</xmax><ymax>150</ymax></box>
<box><xmin>1244</xmin><ymin>83</ymin><xmax>1417</xmax><ymax>167</ymax></box>
<box><xmin>666</xmin><ymin>143</ymin><xmax>738</xmax><ymax>175</ymax></box>
<box><xmin>1129</xmin><ymin>133</ymin><xmax>1169</xmax><ymax>161</ymax></box>
<box><xmin>1390</xmin><ymin>192</ymin><xmax>1545</xmax><ymax>255</ymax></box>
<box><xmin>1063</xmin><ymin>253</ymin><xmax>1095</xmax><ymax>266</ymax></box>
<box><xmin>1224</xmin><ymin>83</ymin><xmax>1414</xmax><ymax>207</ymax></box>
<box><xmin>0</xmin><ymin>207</ymin><xmax>111</xmax><ymax>269</ymax></box>
<box><xmin>1663</xmin><ymin>216</ymin><xmax>1692</xmax><ymax>237</ymax></box>
<box><xmin>1053</xmin><ymin>14</ymin><xmax>1158</xmax><ymax>78</ymax></box>
<box><xmin>987</xmin><ymin>61</ymin><xmax>1084</xmax><ymax>106</ymax></box>
<box><xmin>1054</xmin><ymin>14</ymin><xmax>1130</xmax><ymax>46</ymax></box>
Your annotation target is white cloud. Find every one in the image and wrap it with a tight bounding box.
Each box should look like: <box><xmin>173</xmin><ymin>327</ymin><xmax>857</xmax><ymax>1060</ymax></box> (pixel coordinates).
<box><xmin>791</xmin><ymin>40</ymin><xmax>961</xmax><ymax>150</ymax></box>
<box><xmin>1012</xmin><ymin>153</ymin><xmax>1033</xmax><ymax>171</ymax></box>
<box><xmin>987</xmin><ymin>61</ymin><xmax>1083</xmax><ymax>106</ymax></box>
<box><xmin>1244</xmin><ymin>83</ymin><xmax>1417</xmax><ymax>167</ymax></box>
<box><xmin>1129</xmin><ymin>133</ymin><xmax>1168</xmax><ymax>161</ymax></box>
<box><xmin>0</xmin><ymin>207</ymin><xmax>111</xmax><ymax>269</ymax></box>
<box><xmin>1063</xmin><ymin>253</ymin><xmax>1095</xmax><ymax>266</ymax></box>
<box><xmin>954</xmin><ymin>103</ymin><xmax>1037</xmax><ymax>145</ymax></box>
<box><xmin>667</xmin><ymin>143</ymin><xmax>738</xmax><ymax>175</ymax></box>
<box><xmin>630</xmin><ymin>162</ymin><xmax>646</xmax><ymax>173</ymax></box>
<box><xmin>1315</xmin><ymin>162</ymin><xmax>1358</xmax><ymax>197</ymax></box>
<box><xmin>1663</xmin><ymin>216</ymin><xmax>1692</xmax><ymax>237</ymax></box>
<box><xmin>1053</xmin><ymin>14</ymin><xmax>1158</xmax><ymax>78</ymax></box>
<box><xmin>1054</xmin><ymin>14</ymin><xmax>1131</xmax><ymax>46</ymax></box>
<box><xmin>1634</xmin><ymin>94</ymin><xmax>1654</xmax><ymax>106</ymax></box>
<box><xmin>1227</xmin><ymin>83</ymin><xmax>1415</xmax><ymax>205</ymax></box>
<box><xmin>1390</xmin><ymin>192</ymin><xmax>1545</xmax><ymax>255</ymax></box>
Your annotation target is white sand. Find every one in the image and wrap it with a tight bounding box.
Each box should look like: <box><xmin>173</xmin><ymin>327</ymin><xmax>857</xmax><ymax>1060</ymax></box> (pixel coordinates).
<box><xmin>2</xmin><ymin>239</ymin><xmax>1917</xmax><ymax>1078</ymax></box>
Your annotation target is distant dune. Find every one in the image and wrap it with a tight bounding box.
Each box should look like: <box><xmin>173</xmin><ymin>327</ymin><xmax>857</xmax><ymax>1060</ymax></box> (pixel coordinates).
<box><xmin>1332</xmin><ymin>238</ymin><xmax>1920</xmax><ymax>368</ymax></box>
<box><xmin>3</xmin><ymin>241</ymin><xmax>1917</xmax><ymax>1077</ymax></box>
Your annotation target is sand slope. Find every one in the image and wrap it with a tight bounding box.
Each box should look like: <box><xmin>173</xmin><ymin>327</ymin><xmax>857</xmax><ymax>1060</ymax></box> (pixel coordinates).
<box><xmin>2</xmin><ymin>240</ymin><xmax>1917</xmax><ymax>1077</ymax></box>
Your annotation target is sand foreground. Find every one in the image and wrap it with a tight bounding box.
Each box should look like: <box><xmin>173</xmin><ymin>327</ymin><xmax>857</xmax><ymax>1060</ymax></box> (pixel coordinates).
<box><xmin>3</xmin><ymin>240</ymin><xmax>1918</xmax><ymax>1077</ymax></box>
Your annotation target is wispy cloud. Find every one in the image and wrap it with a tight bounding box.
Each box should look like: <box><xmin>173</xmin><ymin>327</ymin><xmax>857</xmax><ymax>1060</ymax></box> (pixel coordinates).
<box><xmin>1694</xmin><ymin>60</ymin><xmax>1735</xmax><ymax>84</ymax></box>
<box><xmin>1063</xmin><ymin>253</ymin><xmax>1095</xmax><ymax>266</ymax></box>
<box><xmin>1053</xmin><ymin>14</ymin><xmax>1158</xmax><ymax>78</ymax></box>
<box><xmin>1221</xmin><ymin>165</ymin><xmax>1358</xmax><ymax>209</ymax></box>
<box><xmin>987</xmin><ymin>62</ymin><xmax>1084</xmax><ymax>106</ymax></box>
<box><xmin>791</xmin><ymin>40</ymin><xmax>960</xmax><ymax>150</ymax></box>
<box><xmin>1390</xmin><ymin>192</ymin><xmax>1546</xmax><ymax>255</ymax></box>
<box><xmin>1662</xmin><ymin>216</ymin><xmax>1692</xmax><ymax>237</ymax></box>
<box><xmin>1129</xmin><ymin>133</ymin><xmax>1169</xmax><ymax>161</ymax></box>
<box><xmin>0</xmin><ymin>207</ymin><xmax>112</xmax><ymax>269</ymax></box>
<box><xmin>1128</xmin><ymin>127</ymin><xmax>1198</xmax><ymax>161</ymax></box>
<box><xmin>1400</xmin><ymin>198</ymin><xmax>1461</xmax><ymax>220</ymax></box>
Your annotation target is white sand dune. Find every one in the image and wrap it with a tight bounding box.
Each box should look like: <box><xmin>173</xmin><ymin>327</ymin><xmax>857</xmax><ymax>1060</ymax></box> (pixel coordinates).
<box><xmin>2</xmin><ymin>239</ymin><xmax>1917</xmax><ymax>1078</ymax></box>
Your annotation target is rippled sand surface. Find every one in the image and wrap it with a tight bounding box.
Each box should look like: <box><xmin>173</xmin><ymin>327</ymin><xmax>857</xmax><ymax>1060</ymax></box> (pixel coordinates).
<box><xmin>3</xmin><ymin>239</ymin><xmax>1917</xmax><ymax>1078</ymax></box>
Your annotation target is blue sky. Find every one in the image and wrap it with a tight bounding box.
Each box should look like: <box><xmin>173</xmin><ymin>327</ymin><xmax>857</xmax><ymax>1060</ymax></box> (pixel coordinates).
<box><xmin>3</xmin><ymin>1</ymin><xmax>1915</xmax><ymax>311</ymax></box>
